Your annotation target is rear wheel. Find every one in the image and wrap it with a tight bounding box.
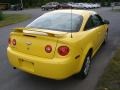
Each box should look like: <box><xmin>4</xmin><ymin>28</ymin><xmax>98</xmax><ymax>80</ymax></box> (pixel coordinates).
<box><xmin>79</xmin><ymin>52</ymin><xmax>91</xmax><ymax>79</ymax></box>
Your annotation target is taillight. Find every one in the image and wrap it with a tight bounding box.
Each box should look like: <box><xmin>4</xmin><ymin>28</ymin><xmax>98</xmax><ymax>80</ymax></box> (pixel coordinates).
<box><xmin>45</xmin><ymin>45</ymin><xmax>52</xmax><ymax>53</ymax></box>
<box><xmin>8</xmin><ymin>38</ymin><xmax>11</xmax><ymax>45</ymax></box>
<box><xmin>58</xmin><ymin>46</ymin><xmax>69</xmax><ymax>56</ymax></box>
<box><xmin>12</xmin><ymin>39</ymin><xmax>16</xmax><ymax>46</ymax></box>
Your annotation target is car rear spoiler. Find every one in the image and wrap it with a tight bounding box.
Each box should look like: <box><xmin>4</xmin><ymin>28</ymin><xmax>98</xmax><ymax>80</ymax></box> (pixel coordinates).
<box><xmin>13</xmin><ymin>27</ymin><xmax>68</xmax><ymax>37</ymax></box>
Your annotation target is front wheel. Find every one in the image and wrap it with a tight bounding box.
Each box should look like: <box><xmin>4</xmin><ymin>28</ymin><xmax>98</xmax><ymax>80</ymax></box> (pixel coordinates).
<box><xmin>103</xmin><ymin>31</ymin><xmax>108</xmax><ymax>44</ymax></box>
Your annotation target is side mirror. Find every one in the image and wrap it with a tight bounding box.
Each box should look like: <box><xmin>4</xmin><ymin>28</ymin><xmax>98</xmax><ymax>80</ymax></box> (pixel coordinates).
<box><xmin>103</xmin><ymin>20</ymin><xmax>110</xmax><ymax>24</ymax></box>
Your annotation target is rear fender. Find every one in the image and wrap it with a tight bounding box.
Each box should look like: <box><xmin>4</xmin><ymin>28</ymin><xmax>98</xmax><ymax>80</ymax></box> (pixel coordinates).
<box><xmin>76</xmin><ymin>43</ymin><xmax>93</xmax><ymax>73</ymax></box>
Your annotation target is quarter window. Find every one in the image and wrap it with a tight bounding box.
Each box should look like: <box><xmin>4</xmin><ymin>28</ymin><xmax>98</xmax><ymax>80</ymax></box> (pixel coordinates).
<box><xmin>84</xmin><ymin>16</ymin><xmax>94</xmax><ymax>30</ymax></box>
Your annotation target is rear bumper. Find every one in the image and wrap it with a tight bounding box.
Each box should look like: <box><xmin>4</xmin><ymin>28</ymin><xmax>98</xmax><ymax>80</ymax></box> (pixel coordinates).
<box><xmin>7</xmin><ymin>47</ymin><xmax>78</xmax><ymax>80</ymax></box>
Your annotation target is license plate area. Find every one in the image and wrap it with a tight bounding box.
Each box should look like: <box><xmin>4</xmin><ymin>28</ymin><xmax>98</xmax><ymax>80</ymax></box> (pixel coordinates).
<box><xmin>19</xmin><ymin>58</ymin><xmax>34</xmax><ymax>72</ymax></box>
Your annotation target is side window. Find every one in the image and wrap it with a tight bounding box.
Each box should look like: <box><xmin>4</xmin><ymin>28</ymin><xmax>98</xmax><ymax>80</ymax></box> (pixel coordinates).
<box><xmin>84</xmin><ymin>15</ymin><xmax>103</xmax><ymax>31</ymax></box>
<box><xmin>84</xmin><ymin>16</ymin><xmax>94</xmax><ymax>30</ymax></box>
<box><xmin>92</xmin><ymin>15</ymin><xmax>103</xmax><ymax>27</ymax></box>
<box><xmin>96</xmin><ymin>15</ymin><xmax>103</xmax><ymax>23</ymax></box>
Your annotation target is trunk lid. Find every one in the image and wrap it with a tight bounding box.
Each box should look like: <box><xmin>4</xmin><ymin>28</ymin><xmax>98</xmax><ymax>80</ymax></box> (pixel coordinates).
<box><xmin>10</xmin><ymin>28</ymin><xmax>68</xmax><ymax>59</ymax></box>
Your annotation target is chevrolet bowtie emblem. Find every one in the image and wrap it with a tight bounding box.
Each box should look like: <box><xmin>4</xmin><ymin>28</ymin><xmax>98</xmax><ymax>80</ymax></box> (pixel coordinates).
<box><xmin>25</xmin><ymin>42</ymin><xmax>32</xmax><ymax>45</ymax></box>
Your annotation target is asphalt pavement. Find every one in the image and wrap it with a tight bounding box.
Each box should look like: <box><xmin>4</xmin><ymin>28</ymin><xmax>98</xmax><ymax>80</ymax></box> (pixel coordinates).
<box><xmin>0</xmin><ymin>7</ymin><xmax>120</xmax><ymax>90</ymax></box>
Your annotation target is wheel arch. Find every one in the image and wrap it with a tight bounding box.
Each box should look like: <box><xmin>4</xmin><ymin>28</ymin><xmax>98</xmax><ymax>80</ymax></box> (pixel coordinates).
<box><xmin>76</xmin><ymin>44</ymin><xmax>93</xmax><ymax>73</ymax></box>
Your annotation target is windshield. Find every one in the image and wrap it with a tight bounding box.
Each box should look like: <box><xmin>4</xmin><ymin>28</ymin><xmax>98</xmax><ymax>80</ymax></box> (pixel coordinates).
<box><xmin>26</xmin><ymin>12</ymin><xmax>83</xmax><ymax>32</ymax></box>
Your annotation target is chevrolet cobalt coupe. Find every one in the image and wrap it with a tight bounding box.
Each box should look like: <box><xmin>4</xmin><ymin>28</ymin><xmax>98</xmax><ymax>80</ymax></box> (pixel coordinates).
<box><xmin>7</xmin><ymin>10</ymin><xmax>109</xmax><ymax>80</ymax></box>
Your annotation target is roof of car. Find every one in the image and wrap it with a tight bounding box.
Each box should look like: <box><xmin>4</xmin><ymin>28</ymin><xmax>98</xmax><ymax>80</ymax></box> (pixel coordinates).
<box><xmin>48</xmin><ymin>9</ymin><xmax>97</xmax><ymax>17</ymax></box>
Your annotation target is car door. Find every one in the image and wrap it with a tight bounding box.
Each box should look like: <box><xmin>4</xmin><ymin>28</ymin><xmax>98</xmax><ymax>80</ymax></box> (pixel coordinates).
<box><xmin>84</xmin><ymin>15</ymin><xmax>99</xmax><ymax>52</ymax></box>
<box><xmin>92</xmin><ymin>15</ymin><xmax>106</xmax><ymax>47</ymax></box>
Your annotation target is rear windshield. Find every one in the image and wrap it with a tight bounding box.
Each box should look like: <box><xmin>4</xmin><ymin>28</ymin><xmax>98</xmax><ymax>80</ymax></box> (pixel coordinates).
<box><xmin>26</xmin><ymin>12</ymin><xmax>83</xmax><ymax>32</ymax></box>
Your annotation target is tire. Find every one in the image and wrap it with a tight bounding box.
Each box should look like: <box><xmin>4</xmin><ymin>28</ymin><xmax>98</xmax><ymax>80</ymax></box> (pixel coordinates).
<box><xmin>79</xmin><ymin>52</ymin><xmax>91</xmax><ymax>79</ymax></box>
<box><xmin>103</xmin><ymin>31</ymin><xmax>108</xmax><ymax>44</ymax></box>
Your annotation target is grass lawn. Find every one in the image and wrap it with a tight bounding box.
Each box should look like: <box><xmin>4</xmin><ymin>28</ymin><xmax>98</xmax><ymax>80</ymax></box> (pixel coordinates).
<box><xmin>0</xmin><ymin>14</ymin><xmax>31</xmax><ymax>27</ymax></box>
<box><xmin>96</xmin><ymin>48</ymin><xmax>120</xmax><ymax>90</ymax></box>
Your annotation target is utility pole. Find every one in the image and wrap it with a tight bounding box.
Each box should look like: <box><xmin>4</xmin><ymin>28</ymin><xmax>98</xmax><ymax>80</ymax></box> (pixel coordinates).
<box><xmin>20</xmin><ymin>0</ymin><xmax>23</xmax><ymax>9</ymax></box>
<box><xmin>111</xmin><ymin>3</ymin><xmax>114</xmax><ymax>11</ymax></box>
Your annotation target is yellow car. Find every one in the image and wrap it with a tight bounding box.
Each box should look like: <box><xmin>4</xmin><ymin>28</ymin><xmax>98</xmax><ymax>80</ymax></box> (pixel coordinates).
<box><xmin>7</xmin><ymin>10</ymin><xmax>109</xmax><ymax>80</ymax></box>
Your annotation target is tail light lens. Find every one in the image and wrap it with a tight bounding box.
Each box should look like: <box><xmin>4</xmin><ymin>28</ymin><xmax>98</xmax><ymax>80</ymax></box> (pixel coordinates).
<box><xmin>58</xmin><ymin>46</ymin><xmax>69</xmax><ymax>56</ymax></box>
<box><xmin>8</xmin><ymin>38</ymin><xmax>11</xmax><ymax>45</ymax></box>
<box><xmin>45</xmin><ymin>45</ymin><xmax>52</xmax><ymax>53</ymax></box>
<box><xmin>12</xmin><ymin>39</ymin><xmax>16</xmax><ymax>46</ymax></box>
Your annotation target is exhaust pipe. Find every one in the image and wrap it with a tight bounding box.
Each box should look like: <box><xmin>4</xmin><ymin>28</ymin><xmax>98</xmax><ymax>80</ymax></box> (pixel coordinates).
<box><xmin>13</xmin><ymin>67</ymin><xmax>16</xmax><ymax>69</ymax></box>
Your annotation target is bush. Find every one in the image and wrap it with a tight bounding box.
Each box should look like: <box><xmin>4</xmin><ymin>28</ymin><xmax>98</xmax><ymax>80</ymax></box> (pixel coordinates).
<box><xmin>0</xmin><ymin>11</ymin><xmax>4</xmax><ymax>20</ymax></box>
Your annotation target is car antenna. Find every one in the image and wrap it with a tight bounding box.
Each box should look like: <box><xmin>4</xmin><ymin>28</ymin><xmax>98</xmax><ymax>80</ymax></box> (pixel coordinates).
<box><xmin>70</xmin><ymin>6</ymin><xmax>73</xmax><ymax>38</ymax></box>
